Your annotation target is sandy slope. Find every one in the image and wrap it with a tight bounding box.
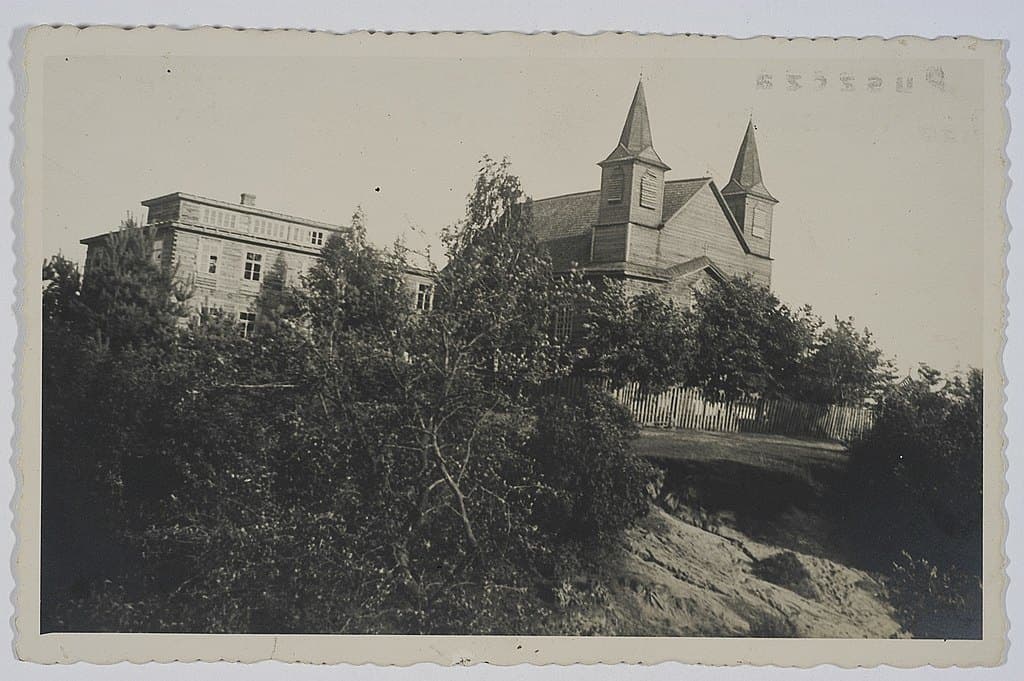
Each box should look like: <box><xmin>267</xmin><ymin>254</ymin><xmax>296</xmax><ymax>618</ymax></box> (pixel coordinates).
<box><xmin>552</xmin><ymin>430</ymin><xmax>904</xmax><ymax>637</ymax></box>
<box><xmin>563</xmin><ymin>507</ymin><xmax>902</xmax><ymax>638</ymax></box>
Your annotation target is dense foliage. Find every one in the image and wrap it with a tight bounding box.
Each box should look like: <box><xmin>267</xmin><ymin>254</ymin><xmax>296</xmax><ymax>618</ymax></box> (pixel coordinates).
<box><xmin>687</xmin><ymin>276</ymin><xmax>892</xmax><ymax>404</ymax></box>
<box><xmin>841</xmin><ymin>365</ymin><xmax>983</xmax><ymax>638</ymax></box>
<box><xmin>574</xmin><ymin>282</ymin><xmax>695</xmax><ymax>394</ymax></box>
<box><xmin>41</xmin><ymin>158</ymin><xmax>656</xmax><ymax>634</ymax></box>
<box><xmin>793</xmin><ymin>317</ymin><xmax>896</xmax><ymax>405</ymax></box>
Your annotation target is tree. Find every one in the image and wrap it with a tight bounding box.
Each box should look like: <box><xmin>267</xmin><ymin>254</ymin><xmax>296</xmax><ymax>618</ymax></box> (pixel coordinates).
<box><xmin>794</xmin><ymin>316</ymin><xmax>895</xmax><ymax>404</ymax></box>
<box><xmin>689</xmin><ymin>275</ymin><xmax>816</xmax><ymax>401</ymax></box>
<box><xmin>253</xmin><ymin>254</ymin><xmax>299</xmax><ymax>337</ymax></box>
<box><xmin>530</xmin><ymin>387</ymin><xmax>654</xmax><ymax>545</ymax></box>
<box><xmin>574</xmin><ymin>281</ymin><xmax>695</xmax><ymax>394</ymax></box>
<box><xmin>846</xmin><ymin>365</ymin><xmax>983</xmax><ymax>542</ymax></box>
<box><xmin>298</xmin><ymin>206</ymin><xmax>411</xmax><ymax>346</ymax></box>
<box><xmin>75</xmin><ymin>218</ymin><xmax>191</xmax><ymax>350</ymax></box>
<box><xmin>841</xmin><ymin>366</ymin><xmax>983</xmax><ymax>638</ymax></box>
<box><xmin>364</xmin><ymin>156</ymin><xmax>591</xmax><ymax>622</ymax></box>
<box><xmin>43</xmin><ymin>158</ymin><xmax>658</xmax><ymax>635</ymax></box>
<box><xmin>42</xmin><ymin>253</ymin><xmax>83</xmax><ymax>326</ymax></box>
<box><xmin>41</xmin><ymin>219</ymin><xmax>195</xmax><ymax>630</ymax></box>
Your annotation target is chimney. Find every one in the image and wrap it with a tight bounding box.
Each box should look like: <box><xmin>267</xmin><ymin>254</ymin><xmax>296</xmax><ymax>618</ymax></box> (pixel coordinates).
<box><xmin>240</xmin><ymin>193</ymin><xmax>256</xmax><ymax>207</ymax></box>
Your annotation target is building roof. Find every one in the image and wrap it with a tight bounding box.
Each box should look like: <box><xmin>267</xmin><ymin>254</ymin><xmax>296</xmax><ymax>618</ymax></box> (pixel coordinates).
<box><xmin>530</xmin><ymin>177</ymin><xmax>712</xmax><ymax>270</ymax></box>
<box><xmin>82</xmin><ymin>192</ymin><xmax>349</xmax><ymax>256</ymax></box>
<box><xmin>531</xmin><ymin>174</ymin><xmax>770</xmax><ymax>272</ymax></box>
<box><xmin>141</xmin><ymin>192</ymin><xmax>348</xmax><ymax>232</ymax></box>
<box><xmin>721</xmin><ymin>119</ymin><xmax>777</xmax><ymax>203</ymax></box>
<box><xmin>599</xmin><ymin>80</ymin><xmax>670</xmax><ymax>170</ymax></box>
<box><xmin>567</xmin><ymin>256</ymin><xmax>727</xmax><ymax>284</ymax></box>
<box><xmin>664</xmin><ymin>255</ymin><xmax>727</xmax><ymax>281</ymax></box>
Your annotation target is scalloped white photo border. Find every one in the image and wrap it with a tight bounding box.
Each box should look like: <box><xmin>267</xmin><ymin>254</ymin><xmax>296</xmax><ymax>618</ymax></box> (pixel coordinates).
<box><xmin>10</xmin><ymin>26</ymin><xmax>1010</xmax><ymax>667</ymax></box>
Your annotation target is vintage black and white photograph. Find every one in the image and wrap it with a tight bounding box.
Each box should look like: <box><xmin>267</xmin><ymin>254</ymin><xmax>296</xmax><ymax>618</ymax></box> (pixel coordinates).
<box><xmin>16</xmin><ymin>27</ymin><xmax>1008</xmax><ymax>666</ymax></box>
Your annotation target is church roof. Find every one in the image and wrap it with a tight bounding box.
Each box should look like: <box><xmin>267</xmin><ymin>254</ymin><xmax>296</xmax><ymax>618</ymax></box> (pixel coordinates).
<box><xmin>581</xmin><ymin>256</ymin><xmax>728</xmax><ymax>283</ymax></box>
<box><xmin>721</xmin><ymin>119</ymin><xmax>777</xmax><ymax>202</ymax></box>
<box><xmin>530</xmin><ymin>177</ymin><xmax>710</xmax><ymax>270</ymax></box>
<box><xmin>664</xmin><ymin>255</ymin><xmax>727</xmax><ymax>281</ymax></box>
<box><xmin>599</xmin><ymin>81</ymin><xmax>670</xmax><ymax>170</ymax></box>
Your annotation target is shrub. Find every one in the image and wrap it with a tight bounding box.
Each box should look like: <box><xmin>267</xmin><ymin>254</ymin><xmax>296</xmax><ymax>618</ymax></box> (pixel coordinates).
<box><xmin>530</xmin><ymin>388</ymin><xmax>657</xmax><ymax>549</ymax></box>
<box><xmin>885</xmin><ymin>551</ymin><xmax>982</xmax><ymax>639</ymax></box>
<box><xmin>752</xmin><ymin>551</ymin><xmax>817</xmax><ymax>600</ymax></box>
<box><xmin>840</xmin><ymin>366</ymin><xmax>983</xmax><ymax>639</ymax></box>
<box><xmin>746</xmin><ymin>609</ymin><xmax>798</xmax><ymax>638</ymax></box>
<box><xmin>843</xmin><ymin>366</ymin><xmax>983</xmax><ymax>572</ymax></box>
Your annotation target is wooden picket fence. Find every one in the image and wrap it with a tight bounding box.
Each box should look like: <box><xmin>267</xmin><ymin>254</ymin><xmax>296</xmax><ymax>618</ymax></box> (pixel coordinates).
<box><xmin>555</xmin><ymin>377</ymin><xmax>874</xmax><ymax>442</ymax></box>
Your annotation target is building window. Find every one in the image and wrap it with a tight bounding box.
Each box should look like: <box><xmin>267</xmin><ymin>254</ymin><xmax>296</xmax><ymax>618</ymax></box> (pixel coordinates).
<box><xmin>606</xmin><ymin>167</ymin><xmax>624</xmax><ymax>203</ymax></box>
<box><xmin>310</xmin><ymin>230</ymin><xmax>324</xmax><ymax>246</ymax></box>
<box><xmin>199</xmin><ymin>239</ymin><xmax>221</xmax><ymax>277</ymax></box>
<box><xmin>751</xmin><ymin>206</ymin><xmax>769</xmax><ymax>238</ymax></box>
<box><xmin>244</xmin><ymin>252</ymin><xmax>262</xmax><ymax>281</ymax></box>
<box><xmin>151</xmin><ymin>240</ymin><xmax>163</xmax><ymax>265</ymax></box>
<box><xmin>552</xmin><ymin>306</ymin><xmax>573</xmax><ymax>341</ymax></box>
<box><xmin>639</xmin><ymin>170</ymin><xmax>659</xmax><ymax>209</ymax></box>
<box><xmin>416</xmin><ymin>283</ymin><xmax>433</xmax><ymax>311</ymax></box>
<box><xmin>238</xmin><ymin>311</ymin><xmax>257</xmax><ymax>338</ymax></box>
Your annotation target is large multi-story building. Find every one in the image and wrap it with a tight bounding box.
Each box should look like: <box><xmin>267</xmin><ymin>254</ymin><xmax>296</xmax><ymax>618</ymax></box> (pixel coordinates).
<box><xmin>81</xmin><ymin>192</ymin><xmax>435</xmax><ymax>334</ymax></box>
<box><xmin>531</xmin><ymin>80</ymin><xmax>777</xmax><ymax>309</ymax></box>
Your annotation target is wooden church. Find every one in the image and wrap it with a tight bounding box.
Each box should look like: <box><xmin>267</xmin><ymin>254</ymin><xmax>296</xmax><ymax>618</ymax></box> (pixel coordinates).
<box><xmin>531</xmin><ymin>80</ymin><xmax>778</xmax><ymax>309</ymax></box>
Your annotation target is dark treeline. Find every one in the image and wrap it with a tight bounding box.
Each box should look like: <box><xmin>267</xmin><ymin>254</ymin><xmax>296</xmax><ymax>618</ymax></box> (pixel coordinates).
<box><xmin>841</xmin><ymin>365</ymin><xmax>984</xmax><ymax>638</ymax></box>
<box><xmin>41</xmin><ymin>157</ymin><xmax>979</xmax><ymax>635</ymax></box>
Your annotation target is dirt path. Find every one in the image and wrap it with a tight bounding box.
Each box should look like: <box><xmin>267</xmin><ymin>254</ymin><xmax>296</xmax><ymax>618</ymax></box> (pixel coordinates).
<box><xmin>635</xmin><ymin>428</ymin><xmax>848</xmax><ymax>482</ymax></box>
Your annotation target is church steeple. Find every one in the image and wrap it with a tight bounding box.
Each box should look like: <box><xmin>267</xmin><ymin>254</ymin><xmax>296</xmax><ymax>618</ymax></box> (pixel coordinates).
<box><xmin>595</xmin><ymin>80</ymin><xmax>670</xmax><ymax>240</ymax></box>
<box><xmin>722</xmin><ymin>119</ymin><xmax>777</xmax><ymax>258</ymax></box>
<box><xmin>600</xmin><ymin>80</ymin><xmax>670</xmax><ymax>171</ymax></box>
<box><xmin>722</xmin><ymin>118</ymin><xmax>774</xmax><ymax>201</ymax></box>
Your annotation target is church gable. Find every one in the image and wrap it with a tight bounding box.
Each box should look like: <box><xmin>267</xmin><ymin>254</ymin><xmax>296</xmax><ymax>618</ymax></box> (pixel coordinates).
<box><xmin>665</xmin><ymin>266</ymin><xmax>719</xmax><ymax>310</ymax></box>
<box><xmin>631</xmin><ymin>182</ymin><xmax>765</xmax><ymax>283</ymax></box>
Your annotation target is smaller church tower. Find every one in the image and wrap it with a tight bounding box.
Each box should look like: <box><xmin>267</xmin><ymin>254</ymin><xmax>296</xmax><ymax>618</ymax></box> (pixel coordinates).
<box><xmin>592</xmin><ymin>81</ymin><xmax>670</xmax><ymax>262</ymax></box>
<box><xmin>722</xmin><ymin>119</ymin><xmax>777</xmax><ymax>259</ymax></box>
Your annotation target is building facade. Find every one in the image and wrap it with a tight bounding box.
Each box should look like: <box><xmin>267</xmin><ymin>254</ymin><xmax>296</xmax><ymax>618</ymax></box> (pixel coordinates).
<box><xmin>81</xmin><ymin>192</ymin><xmax>433</xmax><ymax>334</ymax></box>
<box><xmin>531</xmin><ymin>81</ymin><xmax>778</xmax><ymax>309</ymax></box>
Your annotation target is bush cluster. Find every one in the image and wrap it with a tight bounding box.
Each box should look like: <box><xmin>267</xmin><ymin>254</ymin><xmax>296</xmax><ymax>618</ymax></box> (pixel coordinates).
<box><xmin>41</xmin><ymin>160</ymin><xmax>659</xmax><ymax>634</ymax></box>
<box><xmin>752</xmin><ymin>551</ymin><xmax>817</xmax><ymax>601</ymax></box>
<box><xmin>841</xmin><ymin>365</ymin><xmax>983</xmax><ymax>638</ymax></box>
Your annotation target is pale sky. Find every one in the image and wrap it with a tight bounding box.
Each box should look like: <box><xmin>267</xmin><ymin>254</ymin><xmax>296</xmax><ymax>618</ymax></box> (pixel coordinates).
<box><xmin>41</xmin><ymin>53</ymin><xmax>984</xmax><ymax>373</ymax></box>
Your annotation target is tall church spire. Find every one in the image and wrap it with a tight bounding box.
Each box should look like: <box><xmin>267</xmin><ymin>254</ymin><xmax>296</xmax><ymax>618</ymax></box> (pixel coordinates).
<box><xmin>594</xmin><ymin>79</ymin><xmax>671</xmax><ymax>240</ymax></box>
<box><xmin>722</xmin><ymin>119</ymin><xmax>777</xmax><ymax>259</ymax></box>
<box><xmin>600</xmin><ymin>80</ymin><xmax>670</xmax><ymax>170</ymax></box>
<box><xmin>723</xmin><ymin>119</ymin><xmax>774</xmax><ymax>201</ymax></box>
